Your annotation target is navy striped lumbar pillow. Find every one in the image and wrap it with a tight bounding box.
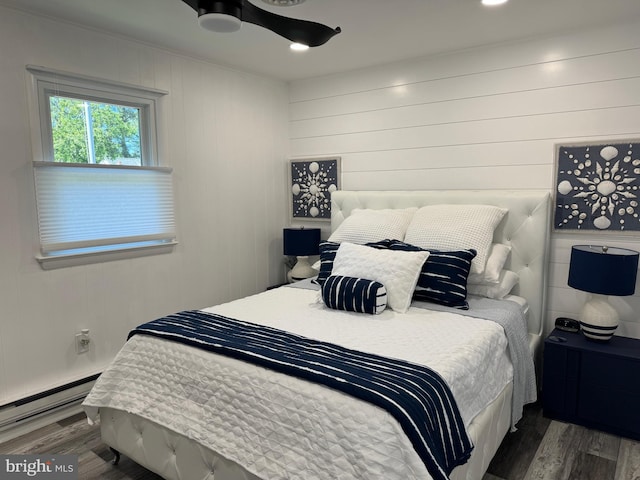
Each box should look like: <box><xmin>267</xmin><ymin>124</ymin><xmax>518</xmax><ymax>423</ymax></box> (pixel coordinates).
<box><xmin>322</xmin><ymin>275</ymin><xmax>387</xmax><ymax>315</ymax></box>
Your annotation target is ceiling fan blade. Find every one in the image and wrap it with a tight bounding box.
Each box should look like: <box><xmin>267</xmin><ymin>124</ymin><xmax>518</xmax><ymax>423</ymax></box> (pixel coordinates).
<box><xmin>181</xmin><ymin>0</ymin><xmax>199</xmax><ymax>11</ymax></box>
<box><xmin>242</xmin><ymin>0</ymin><xmax>341</xmax><ymax>47</ymax></box>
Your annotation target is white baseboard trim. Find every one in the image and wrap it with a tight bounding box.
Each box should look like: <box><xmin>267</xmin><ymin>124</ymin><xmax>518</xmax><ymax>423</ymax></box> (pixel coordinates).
<box><xmin>0</xmin><ymin>377</ymin><xmax>96</xmax><ymax>444</ymax></box>
<box><xmin>0</xmin><ymin>401</ymin><xmax>86</xmax><ymax>444</ymax></box>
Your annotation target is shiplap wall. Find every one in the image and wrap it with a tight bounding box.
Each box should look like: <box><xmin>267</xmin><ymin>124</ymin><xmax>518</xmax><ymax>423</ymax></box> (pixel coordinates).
<box><xmin>289</xmin><ymin>19</ymin><xmax>640</xmax><ymax>338</ymax></box>
<box><xmin>0</xmin><ymin>6</ymin><xmax>288</xmax><ymax>405</ymax></box>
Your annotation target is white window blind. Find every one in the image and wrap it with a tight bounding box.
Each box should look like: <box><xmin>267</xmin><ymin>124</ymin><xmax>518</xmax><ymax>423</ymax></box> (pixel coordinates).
<box><xmin>33</xmin><ymin>162</ymin><xmax>176</xmax><ymax>257</ymax></box>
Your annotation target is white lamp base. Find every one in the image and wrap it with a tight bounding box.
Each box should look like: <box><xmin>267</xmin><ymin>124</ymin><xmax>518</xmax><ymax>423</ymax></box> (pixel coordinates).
<box><xmin>287</xmin><ymin>256</ymin><xmax>316</xmax><ymax>283</ymax></box>
<box><xmin>579</xmin><ymin>294</ymin><xmax>619</xmax><ymax>341</ymax></box>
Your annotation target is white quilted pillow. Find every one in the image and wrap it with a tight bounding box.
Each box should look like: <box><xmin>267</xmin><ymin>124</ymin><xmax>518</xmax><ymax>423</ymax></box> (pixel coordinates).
<box><xmin>404</xmin><ymin>204</ymin><xmax>507</xmax><ymax>275</ymax></box>
<box><xmin>331</xmin><ymin>242</ymin><xmax>429</xmax><ymax>313</ymax></box>
<box><xmin>328</xmin><ymin>208</ymin><xmax>417</xmax><ymax>244</ymax></box>
<box><xmin>467</xmin><ymin>243</ymin><xmax>511</xmax><ymax>284</ymax></box>
<box><xmin>468</xmin><ymin>270</ymin><xmax>519</xmax><ymax>299</ymax></box>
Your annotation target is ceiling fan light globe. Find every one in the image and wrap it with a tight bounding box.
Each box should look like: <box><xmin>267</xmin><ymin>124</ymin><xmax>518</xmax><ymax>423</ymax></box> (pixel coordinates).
<box><xmin>198</xmin><ymin>13</ymin><xmax>242</xmax><ymax>33</ymax></box>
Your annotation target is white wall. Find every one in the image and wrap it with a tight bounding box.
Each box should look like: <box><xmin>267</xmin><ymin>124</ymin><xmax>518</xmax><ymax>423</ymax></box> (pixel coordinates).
<box><xmin>3</xmin><ymin>7</ymin><xmax>640</xmax><ymax>407</ymax></box>
<box><xmin>0</xmin><ymin>6</ymin><xmax>289</xmax><ymax>405</ymax></box>
<box><xmin>289</xmin><ymin>20</ymin><xmax>640</xmax><ymax>339</ymax></box>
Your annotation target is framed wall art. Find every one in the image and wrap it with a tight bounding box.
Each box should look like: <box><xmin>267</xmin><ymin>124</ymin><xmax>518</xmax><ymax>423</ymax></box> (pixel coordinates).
<box><xmin>289</xmin><ymin>157</ymin><xmax>341</xmax><ymax>221</ymax></box>
<box><xmin>553</xmin><ymin>140</ymin><xmax>640</xmax><ymax>233</ymax></box>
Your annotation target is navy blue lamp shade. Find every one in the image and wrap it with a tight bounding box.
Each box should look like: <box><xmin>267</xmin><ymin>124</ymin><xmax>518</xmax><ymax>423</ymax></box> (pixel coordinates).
<box><xmin>568</xmin><ymin>245</ymin><xmax>639</xmax><ymax>296</ymax></box>
<box><xmin>283</xmin><ymin>228</ymin><xmax>321</xmax><ymax>283</ymax></box>
<box><xmin>283</xmin><ymin>228</ymin><xmax>321</xmax><ymax>257</ymax></box>
<box><xmin>568</xmin><ymin>245</ymin><xmax>639</xmax><ymax>341</ymax></box>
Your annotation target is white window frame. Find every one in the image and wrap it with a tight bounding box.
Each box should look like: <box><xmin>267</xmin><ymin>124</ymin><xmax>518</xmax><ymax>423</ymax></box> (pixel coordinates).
<box><xmin>27</xmin><ymin>65</ymin><xmax>177</xmax><ymax>270</ymax></box>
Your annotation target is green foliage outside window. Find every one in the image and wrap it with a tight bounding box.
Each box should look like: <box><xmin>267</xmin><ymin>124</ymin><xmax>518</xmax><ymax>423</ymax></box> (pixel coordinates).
<box><xmin>49</xmin><ymin>96</ymin><xmax>142</xmax><ymax>165</ymax></box>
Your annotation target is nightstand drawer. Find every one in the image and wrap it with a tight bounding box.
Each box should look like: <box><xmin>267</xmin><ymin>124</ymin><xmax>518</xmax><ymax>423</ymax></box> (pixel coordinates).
<box><xmin>578</xmin><ymin>385</ymin><xmax>640</xmax><ymax>439</ymax></box>
<box><xmin>581</xmin><ymin>354</ymin><xmax>640</xmax><ymax>395</ymax></box>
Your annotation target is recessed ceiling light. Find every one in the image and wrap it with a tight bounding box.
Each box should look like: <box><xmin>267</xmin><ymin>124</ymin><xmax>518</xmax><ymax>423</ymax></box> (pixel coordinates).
<box><xmin>290</xmin><ymin>43</ymin><xmax>310</xmax><ymax>51</ymax></box>
<box><xmin>482</xmin><ymin>0</ymin><xmax>508</xmax><ymax>5</ymax></box>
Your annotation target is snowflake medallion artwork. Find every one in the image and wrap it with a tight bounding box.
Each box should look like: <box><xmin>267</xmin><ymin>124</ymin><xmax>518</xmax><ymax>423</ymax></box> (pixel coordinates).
<box><xmin>554</xmin><ymin>141</ymin><xmax>640</xmax><ymax>232</ymax></box>
<box><xmin>290</xmin><ymin>157</ymin><xmax>340</xmax><ymax>220</ymax></box>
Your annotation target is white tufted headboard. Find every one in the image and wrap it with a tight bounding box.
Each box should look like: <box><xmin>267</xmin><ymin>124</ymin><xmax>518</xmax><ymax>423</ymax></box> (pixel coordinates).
<box><xmin>331</xmin><ymin>190</ymin><xmax>551</xmax><ymax>345</ymax></box>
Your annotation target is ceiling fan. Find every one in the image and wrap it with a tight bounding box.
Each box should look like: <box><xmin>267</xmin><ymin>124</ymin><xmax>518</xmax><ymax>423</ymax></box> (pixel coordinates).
<box><xmin>181</xmin><ymin>0</ymin><xmax>341</xmax><ymax>47</ymax></box>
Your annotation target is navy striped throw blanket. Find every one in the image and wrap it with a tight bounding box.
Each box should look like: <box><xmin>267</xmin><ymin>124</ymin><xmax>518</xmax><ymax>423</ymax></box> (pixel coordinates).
<box><xmin>129</xmin><ymin>310</ymin><xmax>473</xmax><ymax>480</ymax></box>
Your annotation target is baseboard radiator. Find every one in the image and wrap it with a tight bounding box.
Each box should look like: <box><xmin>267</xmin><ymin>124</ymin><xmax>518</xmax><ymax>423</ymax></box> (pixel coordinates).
<box><xmin>0</xmin><ymin>374</ymin><xmax>99</xmax><ymax>432</ymax></box>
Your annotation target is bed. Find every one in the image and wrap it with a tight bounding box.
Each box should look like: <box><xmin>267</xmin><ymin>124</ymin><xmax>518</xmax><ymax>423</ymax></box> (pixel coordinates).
<box><xmin>83</xmin><ymin>189</ymin><xmax>551</xmax><ymax>480</ymax></box>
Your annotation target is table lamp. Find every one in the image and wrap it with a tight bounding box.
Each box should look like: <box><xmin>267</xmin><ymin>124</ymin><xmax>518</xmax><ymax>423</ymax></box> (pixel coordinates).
<box><xmin>283</xmin><ymin>227</ymin><xmax>321</xmax><ymax>283</ymax></box>
<box><xmin>568</xmin><ymin>245</ymin><xmax>639</xmax><ymax>341</ymax></box>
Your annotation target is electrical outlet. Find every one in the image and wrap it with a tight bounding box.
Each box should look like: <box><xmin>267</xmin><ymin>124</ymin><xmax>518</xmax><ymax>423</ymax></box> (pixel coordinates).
<box><xmin>75</xmin><ymin>329</ymin><xmax>90</xmax><ymax>354</ymax></box>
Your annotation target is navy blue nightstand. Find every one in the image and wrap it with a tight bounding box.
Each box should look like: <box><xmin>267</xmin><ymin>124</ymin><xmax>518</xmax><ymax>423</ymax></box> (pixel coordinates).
<box><xmin>542</xmin><ymin>328</ymin><xmax>640</xmax><ymax>441</ymax></box>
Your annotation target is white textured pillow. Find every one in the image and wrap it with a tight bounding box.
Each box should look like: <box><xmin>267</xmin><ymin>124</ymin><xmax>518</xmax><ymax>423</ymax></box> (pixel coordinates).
<box><xmin>331</xmin><ymin>242</ymin><xmax>429</xmax><ymax>313</ymax></box>
<box><xmin>468</xmin><ymin>243</ymin><xmax>511</xmax><ymax>284</ymax></box>
<box><xmin>404</xmin><ymin>204</ymin><xmax>507</xmax><ymax>275</ymax></box>
<box><xmin>468</xmin><ymin>270</ymin><xmax>519</xmax><ymax>299</ymax></box>
<box><xmin>328</xmin><ymin>208</ymin><xmax>417</xmax><ymax>244</ymax></box>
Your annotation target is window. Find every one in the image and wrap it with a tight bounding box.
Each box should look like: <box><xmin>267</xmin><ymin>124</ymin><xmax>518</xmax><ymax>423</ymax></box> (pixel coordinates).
<box><xmin>48</xmin><ymin>96</ymin><xmax>143</xmax><ymax>166</ymax></box>
<box><xmin>27</xmin><ymin>66</ymin><xmax>176</xmax><ymax>269</ymax></box>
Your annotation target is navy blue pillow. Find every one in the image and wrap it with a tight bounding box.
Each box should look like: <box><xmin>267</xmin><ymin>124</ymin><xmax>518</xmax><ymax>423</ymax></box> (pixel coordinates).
<box><xmin>322</xmin><ymin>275</ymin><xmax>387</xmax><ymax>315</ymax></box>
<box><xmin>383</xmin><ymin>240</ymin><xmax>476</xmax><ymax>310</ymax></box>
<box><xmin>313</xmin><ymin>241</ymin><xmax>341</xmax><ymax>286</ymax></box>
<box><xmin>313</xmin><ymin>240</ymin><xmax>392</xmax><ymax>286</ymax></box>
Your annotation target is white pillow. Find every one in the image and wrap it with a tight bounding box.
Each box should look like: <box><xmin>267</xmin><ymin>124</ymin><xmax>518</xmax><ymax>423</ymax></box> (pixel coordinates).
<box><xmin>331</xmin><ymin>242</ymin><xmax>429</xmax><ymax>313</ymax></box>
<box><xmin>404</xmin><ymin>204</ymin><xmax>507</xmax><ymax>275</ymax></box>
<box><xmin>328</xmin><ymin>208</ymin><xmax>417</xmax><ymax>244</ymax></box>
<box><xmin>468</xmin><ymin>270</ymin><xmax>519</xmax><ymax>299</ymax></box>
<box><xmin>467</xmin><ymin>243</ymin><xmax>511</xmax><ymax>284</ymax></box>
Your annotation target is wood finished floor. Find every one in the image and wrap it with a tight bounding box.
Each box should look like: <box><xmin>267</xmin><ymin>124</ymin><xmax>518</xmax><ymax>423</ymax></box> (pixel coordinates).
<box><xmin>1</xmin><ymin>402</ymin><xmax>639</xmax><ymax>479</ymax></box>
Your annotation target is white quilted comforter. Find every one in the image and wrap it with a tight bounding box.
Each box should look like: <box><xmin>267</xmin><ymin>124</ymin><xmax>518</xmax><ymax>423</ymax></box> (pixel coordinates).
<box><xmin>83</xmin><ymin>286</ymin><xmax>514</xmax><ymax>480</ymax></box>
